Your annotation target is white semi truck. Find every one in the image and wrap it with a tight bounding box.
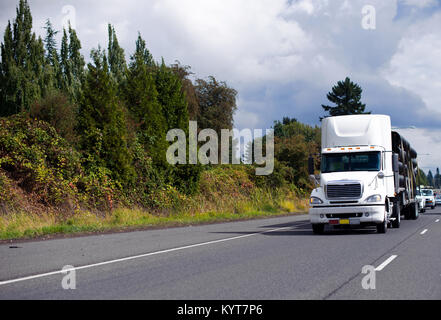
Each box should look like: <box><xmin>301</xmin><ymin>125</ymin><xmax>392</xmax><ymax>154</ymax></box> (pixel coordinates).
<box><xmin>308</xmin><ymin>114</ymin><xmax>419</xmax><ymax>234</ymax></box>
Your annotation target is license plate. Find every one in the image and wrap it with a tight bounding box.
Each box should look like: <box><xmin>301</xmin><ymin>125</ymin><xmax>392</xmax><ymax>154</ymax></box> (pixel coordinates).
<box><xmin>340</xmin><ymin>219</ymin><xmax>350</xmax><ymax>225</ymax></box>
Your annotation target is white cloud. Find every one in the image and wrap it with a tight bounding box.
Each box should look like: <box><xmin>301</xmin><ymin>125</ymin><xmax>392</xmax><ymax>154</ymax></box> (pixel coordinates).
<box><xmin>289</xmin><ymin>0</ymin><xmax>316</xmax><ymax>15</ymax></box>
<box><xmin>149</xmin><ymin>0</ymin><xmax>313</xmax><ymax>84</ymax></box>
<box><xmin>383</xmin><ymin>12</ymin><xmax>441</xmax><ymax>118</ymax></box>
<box><xmin>400</xmin><ymin>0</ymin><xmax>438</xmax><ymax>8</ymax></box>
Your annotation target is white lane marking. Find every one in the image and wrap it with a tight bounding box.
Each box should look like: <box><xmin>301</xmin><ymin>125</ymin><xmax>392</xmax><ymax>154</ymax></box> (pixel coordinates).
<box><xmin>295</xmin><ymin>223</ymin><xmax>311</xmax><ymax>228</ymax></box>
<box><xmin>436</xmin><ymin>219</ymin><xmax>440</xmax><ymax>223</ymax></box>
<box><xmin>0</xmin><ymin>226</ymin><xmax>291</xmax><ymax>286</ymax></box>
<box><xmin>375</xmin><ymin>255</ymin><xmax>398</xmax><ymax>271</ymax></box>
<box><xmin>420</xmin><ymin>229</ymin><xmax>428</xmax><ymax>235</ymax></box>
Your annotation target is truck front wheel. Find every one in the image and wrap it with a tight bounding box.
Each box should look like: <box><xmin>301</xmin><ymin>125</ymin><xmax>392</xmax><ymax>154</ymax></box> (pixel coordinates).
<box><xmin>312</xmin><ymin>224</ymin><xmax>325</xmax><ymax>235</ymax></box>
<box><xmin>410</xmin><ymin>202</ymin><xmax>419</xmax><ymax>220</ymax></box>
<box><xmin>376</xmin><ymin>215</ymin><xmax>387</xmax><ymax>234</ymax></box>
<box><xmin>391</xmin><ymin>201</ymin><xmax>400</xmax><ymax>228</ymax></box>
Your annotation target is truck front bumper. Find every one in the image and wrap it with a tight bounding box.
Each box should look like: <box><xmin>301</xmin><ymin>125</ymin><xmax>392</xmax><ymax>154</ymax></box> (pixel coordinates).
<box><xmin>309</xmin><ymin>205</ymin><xmax>385</xmax><ymax>225</ymax></box>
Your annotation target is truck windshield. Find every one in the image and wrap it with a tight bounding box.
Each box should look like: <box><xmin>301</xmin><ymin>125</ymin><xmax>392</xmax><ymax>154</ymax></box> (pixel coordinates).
<box><xmin>422</xmin><ymin>190</ymin><xmax>433</xmax><ymax>196</ymax></box>
<box><xmin>321</xmin><ymin>151</ymin><xmax>381</xmax><ymax>173</ymax></box>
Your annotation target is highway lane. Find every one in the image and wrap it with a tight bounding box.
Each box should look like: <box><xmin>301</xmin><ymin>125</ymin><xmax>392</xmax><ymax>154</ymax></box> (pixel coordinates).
<box><xmin>0</xmin><ymin>208</ymin><xmax>440</xmax><ymax>299</ymax></box>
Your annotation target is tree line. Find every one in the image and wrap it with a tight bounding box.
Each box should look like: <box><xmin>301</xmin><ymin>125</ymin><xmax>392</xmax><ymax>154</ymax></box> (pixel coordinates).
<box><xmin>426</xmin><ymin>169</ymin><xmax>441</xmax><ymax>188</ymax></box>
<box><xmin>0</xmin><ymin>0</ymin><xmax>239</xmax><ymax>198</ymax></box>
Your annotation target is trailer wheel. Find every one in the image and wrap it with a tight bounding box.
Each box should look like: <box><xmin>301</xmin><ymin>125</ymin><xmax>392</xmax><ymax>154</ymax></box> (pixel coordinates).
<box><xmin>312</xmin><ymin>224</ymin><xmax>325</xmax><ymax>235</ymax></box>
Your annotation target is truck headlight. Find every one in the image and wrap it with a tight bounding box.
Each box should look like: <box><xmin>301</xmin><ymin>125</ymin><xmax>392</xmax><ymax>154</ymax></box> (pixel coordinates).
<box><xmin>310</xmin><ymin>197</ymin><xmax>323</xmax><ymax>205</ymax></box>
<box><xmin>366</xmin><ymin>194</ymin><xmax>382</xmax><ymax>203</ymax></box>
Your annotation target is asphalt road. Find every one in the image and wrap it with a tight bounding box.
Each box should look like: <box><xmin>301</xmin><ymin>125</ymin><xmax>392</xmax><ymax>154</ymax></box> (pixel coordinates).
<box><xmin>0</xmin><ymin>207</ymin><xmax>440</xmax><ymax>300</ymax></box>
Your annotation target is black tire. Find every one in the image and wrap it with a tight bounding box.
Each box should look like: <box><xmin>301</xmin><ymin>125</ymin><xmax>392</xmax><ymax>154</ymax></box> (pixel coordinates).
<box><xmin>391</xmin><ymin>202</ymin><xmax>400</xmax><ymax>228</ymax></box>
<box><xmin>376</xmin><ymin>215</ymin><xmax>387</xmax><ymax>234</ymax></box>
<box><xmin>312</xmin><ymin>224</ymin><xmax>325</xmax><ymax>235</ymax></box>
<box><xmin>403</xmin><ymin>205</ymin><xmax>411</xmax><ymax>220</ymax></box>
<box><xmin>409</xmin><ymin>202</ymin><xmax>419</xmax><ymax>220</ymax></box>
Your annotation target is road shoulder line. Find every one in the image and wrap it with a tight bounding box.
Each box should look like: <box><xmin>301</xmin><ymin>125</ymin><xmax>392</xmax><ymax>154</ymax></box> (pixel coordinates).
<box><xmin>0</xmin><ymin>225</ymin><xmax>291</xmax><ymax>287</ymax></box>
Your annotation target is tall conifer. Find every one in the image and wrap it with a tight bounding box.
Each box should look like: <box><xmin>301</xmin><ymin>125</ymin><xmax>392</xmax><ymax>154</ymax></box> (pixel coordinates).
<box><xmin>78</xmin><ymin>48</ymin><xmax>133</xmax><ymax>184</ymax></box>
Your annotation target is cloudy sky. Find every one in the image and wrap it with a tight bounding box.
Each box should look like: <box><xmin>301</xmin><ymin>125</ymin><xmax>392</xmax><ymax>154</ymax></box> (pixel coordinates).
<box><xmin>1</xmin><ymin>0</ymin><xmax>441</xmax><ymax>173</ymax></box>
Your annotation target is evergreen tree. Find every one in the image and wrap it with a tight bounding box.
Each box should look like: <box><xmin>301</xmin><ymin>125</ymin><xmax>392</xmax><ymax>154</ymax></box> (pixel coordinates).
<box><xmin>43</xmin><ymin>19</ymin><xmax>61</xmax><ymax>90</ymax></box>
<box><xmin>58</xmin><ymin>23</ymin><xmax>85</xmax><ymax>101</ymax></box>
<box><xmin>134</xmin><ymin>32</ymin><xmax>154</xmax><ymax>68</ymax></box>
<box><xmin>0</xmin><ymin>21</ymin><xmax>17</xmax><ymax>116</ymax></box>
<box><xmin>155</xmin><ymin>59</ymin><xmax>203</xmax><ymax>194</ymax></box>
<box><xmin>69</xmin><ymin>23</ymin><xmax>86</xmax><ymax>82</ymax></box>
<box><xmin>0</xmin><ymin>0</ymin><xmax>47</xmax><ymax>116</ymax></box>
<box><xmin>77</xmin><ymin>47</ymin><xmax>133</xmax><ymax>184</ymax></box>
<box><xmin>171</xmin><ymin>61</ymin><xmax>199</xmax><ymax>120</ymax></box>
<box><xmin>43</xmin><ymin>19</ymin><xmax>59</xmax><ymax>66</ymax></box>
<box><xmin>68</xmin><ymin>24</ymin><xmax>85</xmax><ymax>80</ymax></box>
<box><xmin>126</xmin><ymin>39</ymin><xmax>167</xmax><ymax>167</ymax></box>
<box><xmin>417</xmin><ymin>168</ymin><xmax>429</xmax><ymax>187</ymax></box>
<box><xmin>107</xmin><ymin>24</ymin><xmax>127</xmax><ymax>88</ymax></box>
<box><xmin>155</xmin><ymin>59</ymin><xmax>189</xmax><ymax>131</ymax></box>
<box><xmin>59</xmin><ymin>28</ymin><xmax>70</xmax><ymax>92</ymax></box>
<box><xmin>321</xmin><ymin>77</ymin><xmax>370</xmax><ymax>120</ymax></box>
<box><xmin>435</xmin><ymin>168</ymin><xmax>441</xmax><ymax>189</ymax></box>
<box><xmin>68</xmin><ymin>23</ymin><xmax>85</xmax><ymax>101</ymax></box>
<box><xmin>427</xmin><ymin>170</ymin><xmax>434</xmax><ymax>187</ymax></box>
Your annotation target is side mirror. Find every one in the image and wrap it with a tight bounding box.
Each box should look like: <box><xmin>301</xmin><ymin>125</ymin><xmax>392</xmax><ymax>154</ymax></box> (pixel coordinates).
<box><xmin>308</xmin><ymin>156</ymin><xmax>315</xmax><ymax>175</ymax></box>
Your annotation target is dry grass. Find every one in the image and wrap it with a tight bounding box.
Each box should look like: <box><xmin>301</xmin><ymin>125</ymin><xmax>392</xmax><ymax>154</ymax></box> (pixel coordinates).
<box><xmin>0</xmin><ymin>193</ymin><xmax>308</xmax><ymax>240</ymax></box>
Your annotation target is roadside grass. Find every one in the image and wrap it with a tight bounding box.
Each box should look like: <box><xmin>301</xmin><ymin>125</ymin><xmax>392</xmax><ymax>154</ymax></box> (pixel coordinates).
<box><xmin>0</xmin><ymin>161</ymin><xmax>310</xmax><ymax>241</ymax></box>
<box><xmin>0</xmin><ymin>194</ymin><xmax>308</xmax><ymax>241</ymax></box>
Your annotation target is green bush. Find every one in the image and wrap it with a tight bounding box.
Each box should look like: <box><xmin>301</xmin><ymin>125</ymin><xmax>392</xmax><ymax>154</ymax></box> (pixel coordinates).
<box><xmin>0</xmin><ymin>114</ymin><xmax>82</xmax><ymax>205</ymax></box>
<box><xmin>199</xmin><ymin>165</ymin><xmax>255</xmax><ymax>200</ymax></box>
<box><xmin>0</xmin><ymin>170</ymin><xmax>13</xmax><ymax>204</ymax></box>
<box><xmin>251</xmin><ymin>160</ymin><xmax>295</xmax><ymax>189</ymax></box>
<box><xmin>124</xmin><ymin>138</ymin><xmax>166</xmax><ymax>207</ymax></box>
<box><xmin>29</xmin><ymin>89</ymin><xmax>78</xmax><ymax>145</ymax></box>
<box><xmin>170</xmin><ymin>164</ymin><xmax>203</xmax><ymax>195</ymax></box>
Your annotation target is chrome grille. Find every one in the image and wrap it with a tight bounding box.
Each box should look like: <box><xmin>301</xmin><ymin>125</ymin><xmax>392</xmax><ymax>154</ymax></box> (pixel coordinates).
<box><xmin>326</xmin><ymin>183</ymin><xmax>362</xmax><ymax>199</ymax></box>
